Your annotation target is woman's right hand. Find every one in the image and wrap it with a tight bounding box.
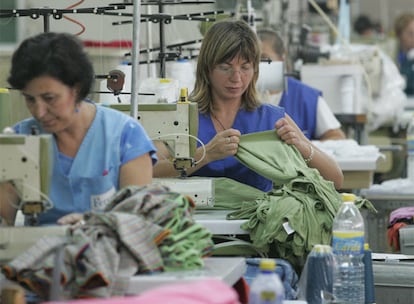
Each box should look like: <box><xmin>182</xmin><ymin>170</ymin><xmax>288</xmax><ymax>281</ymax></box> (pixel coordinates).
<box><xmin>204</xmin><ymin>128</ymin><xmax>241</xmax><ymax>162</ymax></box>
<box><xmin>153</xmin><ymin>128</ymin><xmax>241</xmax><ymax>178</ymax></box>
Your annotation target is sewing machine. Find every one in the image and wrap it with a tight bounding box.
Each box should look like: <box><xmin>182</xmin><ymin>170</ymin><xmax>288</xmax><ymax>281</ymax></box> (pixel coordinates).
<box><xmin>0</xmin><ymin>134</ymin><xmax>68</xmax><ymax>263</ymax></box>
<box><xmin>0</xmin><ymin>134</ymin><xmax>54</xmax><ymax>225</ymax></box>
<box><xmin>110</xmin><ymin>101</ymin><xmax>215</xmax><ymax>207</ymax></box>
<box><xmin>112</xmin><ymin>101</ymin><xmax>198</xmax><ymax>174</ymax></box>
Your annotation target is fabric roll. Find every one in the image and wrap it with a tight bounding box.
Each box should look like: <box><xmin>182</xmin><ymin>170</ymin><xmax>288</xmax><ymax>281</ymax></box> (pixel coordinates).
<box><xmin>304</xmin><ymin>245</ymin><xmax>334</xmax><ymax>304</ymax></box>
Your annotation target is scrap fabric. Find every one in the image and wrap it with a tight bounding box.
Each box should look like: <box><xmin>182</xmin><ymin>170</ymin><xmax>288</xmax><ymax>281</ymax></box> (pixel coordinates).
<box><xmin>2</xmin><ymin>184</ymin><xmax>214</xmax><ymax>300</ymax></box>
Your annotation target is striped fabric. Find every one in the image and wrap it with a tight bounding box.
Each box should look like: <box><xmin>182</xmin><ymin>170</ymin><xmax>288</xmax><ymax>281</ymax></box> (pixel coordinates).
<box><xmin>2</xmin><ymin>184</ymin><xmax>214</xmax><ymax>300</ymax></box>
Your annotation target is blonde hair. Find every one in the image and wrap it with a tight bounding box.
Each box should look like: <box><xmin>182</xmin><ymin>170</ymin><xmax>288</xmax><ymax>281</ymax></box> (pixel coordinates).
<box><xmin>190</xmin><ymin>20</ymin><xmax>261</xmax><ymax>114</ymax></box>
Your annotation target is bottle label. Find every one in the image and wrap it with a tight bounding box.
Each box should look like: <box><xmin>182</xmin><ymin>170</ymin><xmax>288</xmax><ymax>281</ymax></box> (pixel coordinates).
<box><xmin>332</xmin><ymin>231</ymin><xmax>364</xmax><ymax>255</ymax></box>
<box><xmin>260</xmin><ymin>291</ymin><xmax>276</xmax><ymax>301</ymax></box>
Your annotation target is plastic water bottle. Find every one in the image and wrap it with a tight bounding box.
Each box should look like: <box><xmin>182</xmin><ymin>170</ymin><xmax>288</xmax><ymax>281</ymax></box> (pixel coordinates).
<box><xmin>249</xmin><ymin>259</ymin><xmax>284</xmax><ymax>304</ymax></box>
<box><xmin>406</xmin><ymin>115</ymin><xmax>414</xmax><ymax>182</ymax></box>
<box><xmin>332</xmin><ymin>193</ymin><xmax>365</xmax><ymax>304</ymax></box>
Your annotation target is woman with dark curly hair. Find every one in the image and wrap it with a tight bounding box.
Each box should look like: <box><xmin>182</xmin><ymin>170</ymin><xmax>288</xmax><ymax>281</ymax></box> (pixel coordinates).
<box><xmin>0</xmin><ymin>32</ymin><xmax>157</xmax><ymax>226</ymax></box>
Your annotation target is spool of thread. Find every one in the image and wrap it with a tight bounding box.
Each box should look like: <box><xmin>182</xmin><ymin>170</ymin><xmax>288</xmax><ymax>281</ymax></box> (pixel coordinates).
<box><xmin>305</xmin><ymin>244</ymin><xmax>334</xmax><ymax>304</ymax></box>
<box><xmin>166</xmin><ymin>58</ymin><xmax>195</xmax><ymax>95</ymax></box>
<box><xmin>339</xmin><ymin>75</ymin><xmax>355</xmax><ymax>113</ymax></box>
<box><xmin>363</xmin><ymin>243</ymin><xmax>376</xmax><ymax>304</ymax></box>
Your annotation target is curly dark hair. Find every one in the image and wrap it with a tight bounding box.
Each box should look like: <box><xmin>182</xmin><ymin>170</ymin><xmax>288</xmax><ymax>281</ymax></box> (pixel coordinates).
<box><xmin>8</xmin><ymin>32</ymin><xmax>94</xmax><ymax>102</ymax></box>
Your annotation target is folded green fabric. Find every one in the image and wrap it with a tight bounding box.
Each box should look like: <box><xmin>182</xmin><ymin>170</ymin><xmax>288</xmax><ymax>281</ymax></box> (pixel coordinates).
<box><xmin>212</xmin><ymin>177</ymin><xmax>267</xmax><ymax>210</ymax></box>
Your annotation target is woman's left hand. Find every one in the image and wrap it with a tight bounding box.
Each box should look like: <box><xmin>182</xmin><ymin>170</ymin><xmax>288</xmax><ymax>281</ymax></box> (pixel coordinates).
<box><xmin>275</xmin><ymin>114</ymin><xmax>344</xmax><ymax>189</ymax></box>
<box><xmin>275</xmin><ymin>115</ymin><xmax>310</xmax><ymax>154</ymax></box>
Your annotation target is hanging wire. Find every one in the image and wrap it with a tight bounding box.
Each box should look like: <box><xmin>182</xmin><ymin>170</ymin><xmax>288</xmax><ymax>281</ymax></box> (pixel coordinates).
<box><xmin>63</xmin><ymin>0</ymin><xmax>86</xmax><ymax>36</ymax></box>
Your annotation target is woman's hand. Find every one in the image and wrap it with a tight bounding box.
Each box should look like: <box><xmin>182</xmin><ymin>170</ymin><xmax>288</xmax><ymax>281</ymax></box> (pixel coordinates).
<box><xmin>57</xmin><ymin>213</ymin><xmax>84</xmax><ymax>225</ymax></box>
<box><xmin>275</xmin><ymin>114</ymin><xmax>344</xmax><ymax>189</ymax></box>
<box><xmin>154</xmin><ymin>128</ymin><xmax>241</xmax><ymax>178</ymax></box>
<box><xmin>275</xmin><ymin>115</ymin><xmax>310</xmax><ymax>155</ymax></box>
<box><xmin>204</xmin><ymin>128</ymin><xmax>241</xmax><ymax>162</ymax></box>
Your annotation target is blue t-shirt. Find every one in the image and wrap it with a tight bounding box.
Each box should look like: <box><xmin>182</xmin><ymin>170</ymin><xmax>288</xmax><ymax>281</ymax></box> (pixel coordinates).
<box><xmin>191</xmin><ymin>103</ymin><xmax>285</xmax><ymax>192</ymax></box>
<box><xmin>14</xmin><ymin>102</ymin><xmax>157</xmax><ymax>225</ymax></box>
<box><xmin>279</xmin><ymin>77</ymin><xmax>320</xmax><ymax>140</ymax></box>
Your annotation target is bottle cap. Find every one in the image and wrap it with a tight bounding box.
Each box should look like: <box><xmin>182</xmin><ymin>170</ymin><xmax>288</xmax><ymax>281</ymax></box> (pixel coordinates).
<box><xmin>364</xmin><ymin>243</ymin><xmax>370</xmax><ymax>250</ymax></box>
<box><xmin>159</xmin><ymin>78</ymin><xmax>171</xmax><ymax>84</ymax></box>
<box><xmin>259</xmin><ymin>259</ymin><xmax>276</xmax><ymax>271</ymax></box>
<box><xmin>341</xmin><ymin>192</ymin><xmax>356</xmax><ymax>203</ymax></box>
<box><xmin>179</xmin><ymin>87</ymin><xmax>189</xmax><ymax>103</ymax></box>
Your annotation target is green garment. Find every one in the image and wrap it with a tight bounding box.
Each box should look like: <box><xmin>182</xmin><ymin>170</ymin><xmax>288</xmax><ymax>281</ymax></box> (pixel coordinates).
<box><xmin>213</xmin><ymin>130</ymin><xmax>375</xmax><ymax>268</ymax></box>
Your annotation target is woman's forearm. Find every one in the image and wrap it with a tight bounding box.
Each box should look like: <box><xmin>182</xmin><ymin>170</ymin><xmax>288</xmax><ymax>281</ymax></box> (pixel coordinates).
<box><xmin>305</xmin><ymin>144</ymin><xmax>344</xmax><ymax>189</ymax></box>
<box><xmin>0</xmin><ymin>182</ymin><xmax>19</xmax><ymax>226</ymax></box>
<box><xmin>153</xmin><ymin>145</ymin><xmax>209</xmax><ymax>178</ymax></box>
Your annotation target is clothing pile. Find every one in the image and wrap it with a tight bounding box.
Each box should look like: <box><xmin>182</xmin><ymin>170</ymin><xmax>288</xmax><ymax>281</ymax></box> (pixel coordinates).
<box><xmin>387</xmin><ymin>206</ymin><xmax>414</xmax><ymax>252</ymax></box>
<box><xmin>1</xmin><ymin>184</ymin><xmax>214</xmax><ymax>300</ymax></box>
<box><xmin>213</xmin><ymin>130</ymin><xmax>375</xmax><ymax>269</ymax></box>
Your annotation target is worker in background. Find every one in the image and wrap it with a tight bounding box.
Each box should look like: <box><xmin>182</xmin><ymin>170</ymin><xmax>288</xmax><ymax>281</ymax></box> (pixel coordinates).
<box><xmin>354</xmin><ymin>15</ymin><xmax>375</xmax><ymax>37</ymax></box>
<box><xmin>394</xmin><ymin>12</ymin><xmax>414</xmax><ymax>96</ymax></box>
<box><xmin>353</xmin><ymin>15</ymin><xmax>383</xmax><ymax>38</ymax></box>
<box><xmin>154</xmin><ymin>20</ymin><xmax>343</xmax><ymax>191</ymax></box>
<box><xmin>0</xmin><ymin>32</ymin><xmax>156</xmax><ymax>226</ymax></box>
<box><xmin>257</xmin><ymin>28</ymin><xmax>346</xmax><ymax>141</ymax></box>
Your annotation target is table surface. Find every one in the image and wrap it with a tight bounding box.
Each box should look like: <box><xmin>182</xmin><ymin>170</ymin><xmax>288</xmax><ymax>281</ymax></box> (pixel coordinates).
<box><xmin>126</xmin><ymin>257</ymin><xmax>246</xmax><ymax>295</ymax></box>
<box><xmin>193</xmin><ymin>210</ymin><xmax>247</xmax><ymax>235</ymax></box>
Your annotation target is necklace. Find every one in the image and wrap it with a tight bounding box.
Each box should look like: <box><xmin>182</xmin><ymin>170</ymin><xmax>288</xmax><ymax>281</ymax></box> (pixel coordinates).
<box><xmin>211</xmin><ymin>112</ymin><xmax>227</xmax><ymax>131</ymax></box>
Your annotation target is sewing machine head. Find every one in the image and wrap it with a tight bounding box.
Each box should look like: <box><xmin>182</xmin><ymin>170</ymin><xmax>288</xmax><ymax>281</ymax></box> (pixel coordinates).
<box><xmin>111</xmin><ymin>101</ymin><xmax>216</xmax><ymax>208</ymax></box>
<box><xmin>0</xmin><ymin>134</ymin><xmax>53</xmax><ymax>225</ymax></box>
<box><xmin>111</xmin><ymin>102</ymin><xmax>199</xmax><ymax>177</ymax></box>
